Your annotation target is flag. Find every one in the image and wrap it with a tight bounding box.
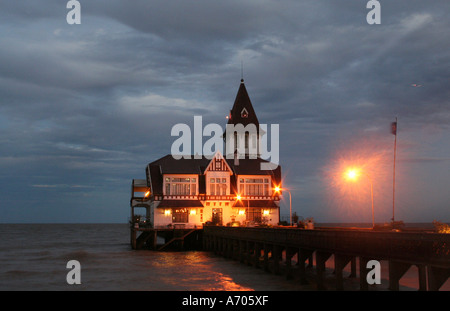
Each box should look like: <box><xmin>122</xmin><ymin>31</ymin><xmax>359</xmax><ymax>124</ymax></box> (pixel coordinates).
<box><xmin>391</xmin><ymin>121</ymin><xmax>397</xmax><ymax>135</ymax></box>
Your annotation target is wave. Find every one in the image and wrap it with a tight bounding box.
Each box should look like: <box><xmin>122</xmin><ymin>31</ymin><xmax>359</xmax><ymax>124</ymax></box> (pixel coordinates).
<box><xmin>58</xmin><ymin>250</ymin><xmax>96</xmax><ymax>261</ymax></box>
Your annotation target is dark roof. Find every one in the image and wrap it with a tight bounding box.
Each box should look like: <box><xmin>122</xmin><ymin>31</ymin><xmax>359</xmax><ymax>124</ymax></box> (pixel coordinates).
<box><xmin>146</xmin><ymin>154</ymin><xmax>281</xmax><ymax>195</ymax></box>
<box><xmin>225</xmin><ymin>158</ymin><xmax>281</xmax><ymax>176</ymax></box>
<box><xmin>148</xmin><ymin>154</ymin><xmax>210</xmax><ymax>174</ymax></box>
<box><xmin>227</xmin><ymin>80</ymin><xmax>259</xmax><ymax>127</ymax></box>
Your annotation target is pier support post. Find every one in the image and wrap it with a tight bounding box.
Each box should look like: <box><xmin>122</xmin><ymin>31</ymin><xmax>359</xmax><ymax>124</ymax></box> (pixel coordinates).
<box><xmin>359</xmin><ymin>257</ymin><xmax>369</xmax><ymax>291</ymax></box>
<box><xmin>417</xmin><ymin>264</ymin><xmax>427</xmax><ymax>291</ymax></box>
<box><xmin>427</xmin><ymin>266</ymin><xmax>450</xmax><ymax>291</ymax></box>
<box><xmin>131</xmin><ymin>229</ymin><xmax>136</xmax><ymax>250</ymax></box>
<box><xmin>239</xmin><ymin>240</ymin><xmax>245</xmax><ymax>263</ymax></box>
<box><xmin>334</xmin><ymin>254</ymin><xmax>353</xmax><ymax>290</ymax></box>
<box><xmin>152</xmin><ymin>230</ymin><xmax>157</xmax><ymax>250</ymax></box>
<box><xmin>227</xmin><ymin>238</ymin><xmax>233</xmax><ymax>259</ymax></box>
<box><xmin>307</xmin><ymin>253</ymin><xmax>314</xmax><ymax>268</ymax></box>
<box><xmin>349</xmin><ymin>257</ymin><xmax>357</xmax><ymax>278</ymax></box>
<box><xmin>246</xmin><ymin>241</ymin><xmax>254</xmax><ymax>266</ymax></box>
<box><xmin>254</xmin><ymin>243</ymin><xmax>262</xmax><ymax>268</ymax></box>
<box><xmin>285</xmin><ymin>247</ymin><xmax>298</xmax><ymax>280</ymax></box>
<box><xmin>298</xmin><ymin>248</ymin><xmax>314</xmax><ymax>285</ymax></box>
<box><xmin>263</xmin><ymin>244</ymin><xmax>271</xmax><ymax>272</ymax></box>
<box><xmin>389</xmin><ymin>261</ymin><xmax>411</xmax><ymax>291</ymax></box>
<box><xmin>273</xmin><ymin>245</ymin><xmax>282</xmax><ymax>275</ymax></box>
<box><xmin>316</xmin><ymin>251</ymin><xmax>332</xmax><ymax>290</ymax></box>
<box><xmin>232</xmin><ymin>239</ymin><xmax>238</xmax><ymax>260</ymax></box>
<box><xmin>216</xmin><ymin>236</ymin><xmax>221</xmax><ymax>255</ymax></box>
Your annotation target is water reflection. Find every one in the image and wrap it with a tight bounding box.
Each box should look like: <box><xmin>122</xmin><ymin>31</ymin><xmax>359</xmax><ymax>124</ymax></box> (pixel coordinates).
<box><xmin>211</xmin><ymin>273</ymin><xmax>254</xmax><ymax>291</ymax></box>
<box><xmin>146</xmin><ymin>252</ymin><xmax>254</xmax><ymax>290</ymax></box>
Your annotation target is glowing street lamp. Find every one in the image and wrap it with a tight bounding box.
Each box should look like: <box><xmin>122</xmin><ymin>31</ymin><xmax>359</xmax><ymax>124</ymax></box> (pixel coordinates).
<box><xmin>274</xmin><ymin>186</ymin><xmax>292</xmax><ymax>226</ymax></box>
<box><xmin>345</xmin><ymin>169</ymin><xmax>359</xmax><ymax>181</ymax></box>
<box><xmin>344</xmin><ymin>167</ymin><xmax>374</xmax><ymax>228</ymax></box>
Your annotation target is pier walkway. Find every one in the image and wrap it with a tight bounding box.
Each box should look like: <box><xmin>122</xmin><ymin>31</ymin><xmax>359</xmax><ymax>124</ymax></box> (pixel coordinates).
<box><xmin>202</xmin><ymin>226</ymin><xmax>450</xmax><ymax>291</ymax></box>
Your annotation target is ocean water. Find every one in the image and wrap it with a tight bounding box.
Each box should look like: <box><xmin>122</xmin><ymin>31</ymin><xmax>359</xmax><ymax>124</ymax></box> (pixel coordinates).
<box><xmin>0</xmin><ymin>224</ymin><xmax>448</xmax><ymax>291</ymax></box>
<box><xmin>0</xmin><ymin>224</ymin><xmax>314</xmax><ymax>291</ymax></box>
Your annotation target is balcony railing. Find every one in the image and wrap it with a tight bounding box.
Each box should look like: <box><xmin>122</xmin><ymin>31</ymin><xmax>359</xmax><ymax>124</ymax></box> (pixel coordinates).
<box><xmin>152</xmin><ymin>194</ymin><xmax>279</xmax><ymax>201</ymax></box>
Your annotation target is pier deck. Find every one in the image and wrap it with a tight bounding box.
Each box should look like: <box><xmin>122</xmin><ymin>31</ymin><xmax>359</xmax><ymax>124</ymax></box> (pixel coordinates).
<box><xmin>202</xmin><ymin>226</ymin><xmax>450</xmax><ymax>291</ymax></box>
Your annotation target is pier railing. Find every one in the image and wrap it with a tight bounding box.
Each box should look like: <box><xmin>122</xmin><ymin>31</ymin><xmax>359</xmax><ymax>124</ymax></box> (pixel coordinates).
<box><xmin>203</xmin><ymin>226</ymin><xmax>450</xmax><ymax>290</ymax></box>
<box><xmin>204</xmin><ymin>226</ymin><xmax>449</xmax><ymax>267</ymax></box>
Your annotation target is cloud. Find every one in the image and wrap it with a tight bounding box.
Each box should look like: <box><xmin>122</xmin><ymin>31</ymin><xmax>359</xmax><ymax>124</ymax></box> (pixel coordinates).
<box><xmin>32</xmin><ymin>184</ymin><xmax>94</xmax><ymax>189</ymax></box>
<box><xmin>0</xmin><ymin>1</ymin><xmax>449</xmax><ymax>223</ymax></box>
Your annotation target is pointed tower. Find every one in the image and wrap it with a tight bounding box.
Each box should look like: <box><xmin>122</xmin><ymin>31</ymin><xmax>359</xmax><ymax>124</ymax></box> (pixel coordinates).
<box><xmin>228</xmin><ymin>79</ymin><xmax>260</xmax><ymax>128</ymax></box>
<box><xmin>224</xmin><ymin>79</ymin><xmax>262</xmax><ymax>160</ymax></box>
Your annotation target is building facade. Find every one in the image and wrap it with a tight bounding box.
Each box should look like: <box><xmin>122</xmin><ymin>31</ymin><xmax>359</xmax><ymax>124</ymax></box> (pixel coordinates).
<box><xmin>130</xmin><ymin>80</ymin><xmax>282</xmax><ymax>228</ymax></box>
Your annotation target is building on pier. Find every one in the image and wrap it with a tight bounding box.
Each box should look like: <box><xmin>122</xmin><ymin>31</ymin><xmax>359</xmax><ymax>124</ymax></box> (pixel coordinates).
<box><xmin>130</xmin><ymin>79</ymin><xmax>282</xmax><ymax>230</ymax></box>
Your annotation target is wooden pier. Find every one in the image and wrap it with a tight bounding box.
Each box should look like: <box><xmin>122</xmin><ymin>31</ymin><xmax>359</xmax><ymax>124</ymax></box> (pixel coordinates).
<box><xmin>202</xmin><ymin>226</ymin><xmax>450</xmax><ymax>291</ymax></box>
<box><xmin>131</xmin><ymin>225</ymin><xmax>203</xmax><ymax>251</ymax></box>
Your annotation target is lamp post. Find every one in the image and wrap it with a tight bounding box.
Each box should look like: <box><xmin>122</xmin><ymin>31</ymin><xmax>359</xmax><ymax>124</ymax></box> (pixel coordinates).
<box><xmin>274</xmin><ymin>186</ymin><xmax>292</xmax><ymax>226</ymax></box>
<box><xmin>345</xmin><ymin>168</ymin><xmax>374</xmax><ymax>228</ymax></box>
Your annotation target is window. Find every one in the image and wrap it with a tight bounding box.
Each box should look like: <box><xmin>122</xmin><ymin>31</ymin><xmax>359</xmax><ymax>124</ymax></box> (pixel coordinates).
<box><xmin>209</xmin><ymin>178</ymin><xmax>228</xmax><ymax>195</ymax></box>
<box><xmin>165</xmin><ymin>183</ymin><xmax>170</xmax><ymax>195</ymax></box>
<box><xmin>165</xmin><ymin>176</ymin><xmax>197</xmax><ymax>195</ymax></box>
<box><xmin>239</xmin><ymin>177</ymin><xmax>270</xmax><ymax>196</ymax></box>
<box><xmin>247</xmin><ymin>208</ymin><xmax>261</xmax><ymax>222</ymax></box>
<box><xmin>241</xmin><ymin>108</ymin><xmax>248</xmax><ymax>118</ymax></box>
<box><xmin>172</xmin><ymin>209</ymin><xmax>188</xmax><ymax>223</ymax></box>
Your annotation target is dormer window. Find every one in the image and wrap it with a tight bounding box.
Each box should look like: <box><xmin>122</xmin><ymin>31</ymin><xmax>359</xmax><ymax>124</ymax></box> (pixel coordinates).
<box><xmin>215</xmin><ymin>160</ymin><xmax>222</xmax><ymax>170</ymax></box>
<box><xmin>241</xmin><ymin>108</ymin><xmax>248</xmax><ymax>118</ymax></box>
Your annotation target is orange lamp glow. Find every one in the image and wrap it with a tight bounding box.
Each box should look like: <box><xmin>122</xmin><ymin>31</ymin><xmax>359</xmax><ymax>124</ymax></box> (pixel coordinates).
<box><xmin>236</xmin><ymin>194</ymin><xmax>241</xmax><ymax>201</ymax></box>
<box><xmin>345</xmin><ymin>168</ymin><xmax>360</xmax><ymax>182</ymax></box>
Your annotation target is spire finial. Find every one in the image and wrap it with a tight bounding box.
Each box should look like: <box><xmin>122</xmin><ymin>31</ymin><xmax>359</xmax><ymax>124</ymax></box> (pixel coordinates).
<box><xmin>241</xmin><ymin>60</ymin><xmax>244</xmax><ymax>83</ymax></box>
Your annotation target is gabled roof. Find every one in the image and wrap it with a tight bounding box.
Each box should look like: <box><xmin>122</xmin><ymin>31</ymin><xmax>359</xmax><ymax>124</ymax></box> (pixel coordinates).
<box><xmin>146</xmin><ymin>154</ymin><xmax>281</xmax><ymax>195</ymax></box>
<box><xmin>204</xmin><ymin>151</ymin><xmax>233</xmax><ymax>173</ymax></box>
<box><xmin>227</xmin><ymin>79</ymin><xmax>259</xmax><ymax>127</ymax></box>
<box><xmin>148</xmin><ymin>154</ymin><xmax>210</xmax><ymax>174</ymax></box>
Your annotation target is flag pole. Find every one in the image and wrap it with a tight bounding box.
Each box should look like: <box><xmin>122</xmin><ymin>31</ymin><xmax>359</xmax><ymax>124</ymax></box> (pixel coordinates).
<box><xmin>392</xmin><ymin>117</ymin><xmax>398</xmax><ymax>224</ymax></box>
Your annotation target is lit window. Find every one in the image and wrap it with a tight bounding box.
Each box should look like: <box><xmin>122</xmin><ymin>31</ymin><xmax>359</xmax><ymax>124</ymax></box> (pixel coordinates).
<box><xmin>240</xmin><ymin>177</ymin><xmax>271</xmax><ymax>196</ymax></box>
<box><xmin>165</xmin><ymin>176</ymin><xmax>196</xmax><ymax>195</ymax></box>
<box><xmin>241</xmin><ymin>108</ymin><xmax>248</xmax><ymax>118</ymax></box>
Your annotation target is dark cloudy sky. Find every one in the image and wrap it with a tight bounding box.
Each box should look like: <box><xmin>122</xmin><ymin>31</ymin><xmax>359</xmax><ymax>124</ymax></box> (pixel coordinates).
<box><xmin>1</xmin><ymin>1</ymin><xmax>449</xmax><ymax>223</ymax></box>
